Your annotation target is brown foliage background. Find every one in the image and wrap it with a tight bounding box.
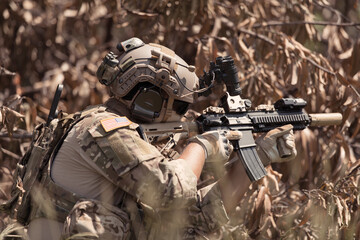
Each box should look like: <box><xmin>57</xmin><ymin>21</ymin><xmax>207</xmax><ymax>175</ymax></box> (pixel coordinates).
<box><xmin>1</xmin><ymin>0</ymin><xmax>360</xmax><ymax>239</ymax></box>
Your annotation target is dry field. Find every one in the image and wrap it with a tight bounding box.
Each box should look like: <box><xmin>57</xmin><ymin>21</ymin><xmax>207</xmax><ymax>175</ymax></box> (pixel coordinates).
<box><xmin>1</xmin><ymin>0</ymin><xmax>360</xmax><ymax>239</ymax></box>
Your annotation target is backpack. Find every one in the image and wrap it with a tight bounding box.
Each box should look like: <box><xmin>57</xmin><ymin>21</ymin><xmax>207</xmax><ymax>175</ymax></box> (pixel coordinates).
<box><xmin>0</xmin><ymin>84</ymin><xmax>81</xmax><ymax>225</ymax></box>
<box><xmin>0</xmin><ymin>114</ymin><xmax>80</xmax><ymax>224</ymax></box>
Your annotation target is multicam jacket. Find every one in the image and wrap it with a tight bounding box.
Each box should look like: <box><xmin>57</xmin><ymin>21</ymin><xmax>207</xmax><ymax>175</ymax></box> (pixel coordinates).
<box><xmin>43</xmin><ymin>98</ymin><xmax>229</xmax><ymax>239</ymax></box>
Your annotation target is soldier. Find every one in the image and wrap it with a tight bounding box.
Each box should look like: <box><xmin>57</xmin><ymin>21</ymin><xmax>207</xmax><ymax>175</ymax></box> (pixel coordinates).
<box><xmin>27</xmin><ymin>38</ymin><xmax>296</xmax><ymax>239</ymax></box>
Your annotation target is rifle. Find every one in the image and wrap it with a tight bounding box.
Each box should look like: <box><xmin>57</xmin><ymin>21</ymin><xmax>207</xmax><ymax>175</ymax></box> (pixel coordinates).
<box><xmin>141</xmin><ymin>57</ymin><xmax>343</xmax><ymax>182</ymax></box>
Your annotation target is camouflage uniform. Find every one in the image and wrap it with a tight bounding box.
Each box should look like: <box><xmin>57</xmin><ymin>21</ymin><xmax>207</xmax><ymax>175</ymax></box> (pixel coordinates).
<box><xmin>50</xmin><ymin>98</ymin><xmax>229</xmax><ymax>239</ymax></box>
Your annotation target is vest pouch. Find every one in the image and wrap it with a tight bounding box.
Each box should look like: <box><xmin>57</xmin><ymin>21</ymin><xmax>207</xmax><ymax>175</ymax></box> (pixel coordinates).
<box><xmin>1</xmin><ymin>123</ymin><xmax>52</xmax><ymax>225</ymax></box>
<box><xmin>13</xmin><ymin>144</ymin><xmax>48</xmax><ymax>224</ymax></box>
<box><xmin>0</xmin><ymin>146</ymin><xmax>47</xmax><ymax>224</ymax></box>
<box><xmin>62</xmin><ymin>199</ymin><xmax>131</xmax><ymax>240</ymax></box>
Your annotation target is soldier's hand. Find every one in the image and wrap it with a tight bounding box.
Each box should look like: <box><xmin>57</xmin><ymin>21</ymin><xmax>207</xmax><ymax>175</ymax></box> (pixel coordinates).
<box><xmin>255</xmin><ymin>124</ymin><xmax>297</xmax><ymax>166</ymax></box>
<box><xmin>188</xmin><ymin>130</ymin><xmax>242</xmax><ymax>178</ymax></box>
<box><xmin>188</xmin><ymin>130</ymin><xmax>242</xmax><ymax>163</ymax></box>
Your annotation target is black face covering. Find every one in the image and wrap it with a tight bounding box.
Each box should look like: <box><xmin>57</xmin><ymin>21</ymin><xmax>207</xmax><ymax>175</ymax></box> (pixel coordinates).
<box><xmin>131</xmin><ymin>87</ymin><xmax>163</xmax><ymax>122</ymax></box>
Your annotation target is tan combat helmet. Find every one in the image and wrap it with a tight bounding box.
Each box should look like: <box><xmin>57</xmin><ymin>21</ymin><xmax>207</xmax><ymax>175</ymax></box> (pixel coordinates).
<box><xmin>96</xmin><ymin>37</ymin><xmax>199</xmax><ymax>122</ymax></box>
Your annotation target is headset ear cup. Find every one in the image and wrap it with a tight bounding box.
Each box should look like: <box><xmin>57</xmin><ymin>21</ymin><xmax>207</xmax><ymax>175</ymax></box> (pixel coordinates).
<box><xmin>131</xmin><ymin>88</ymin><xmax>164</xmax><ymax>122</ymax></box>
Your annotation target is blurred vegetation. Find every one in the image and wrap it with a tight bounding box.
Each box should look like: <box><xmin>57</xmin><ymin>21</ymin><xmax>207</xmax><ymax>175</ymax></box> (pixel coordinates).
<box><xmin>1</xmin><ymin>0</ymin><xmax>360</xmax><ymax>239</ymax></box>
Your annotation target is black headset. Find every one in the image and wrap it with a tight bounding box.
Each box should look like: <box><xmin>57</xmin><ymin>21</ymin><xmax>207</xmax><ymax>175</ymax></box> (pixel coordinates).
<box><xmin>131</xmin><ymin>85</ymin><xmax>164</xmax><ymax>122</ymax></box>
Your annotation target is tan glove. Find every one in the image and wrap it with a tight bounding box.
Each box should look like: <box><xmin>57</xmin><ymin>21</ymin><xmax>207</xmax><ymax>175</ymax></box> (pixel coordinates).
<box><xmin>255</xmin><ymin>124</ymin><xmax>297</xmax><ymax>166</ymax></box>
<box><xmin>188</xmin><ymin>130</ymin><xmax>242</xmax><ymax>178</ymax></box>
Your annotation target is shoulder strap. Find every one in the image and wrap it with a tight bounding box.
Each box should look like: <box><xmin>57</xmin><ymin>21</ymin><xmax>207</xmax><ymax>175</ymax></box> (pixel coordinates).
<box><xmin>46</xmin><ymin>105</ymin><xmax>107</xmax><ymax>171</ymax></box>
<box><xmin>48</xmin><ymin>115</ymin><xmax>84</xmax><ymax>169</ymax></box>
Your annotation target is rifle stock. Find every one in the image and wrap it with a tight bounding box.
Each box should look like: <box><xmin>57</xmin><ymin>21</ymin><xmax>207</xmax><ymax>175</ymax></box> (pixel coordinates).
<box><xmin>141</xmin><ymin>121</ymin><xmax>198</xmax><ymax>143</ymax></box>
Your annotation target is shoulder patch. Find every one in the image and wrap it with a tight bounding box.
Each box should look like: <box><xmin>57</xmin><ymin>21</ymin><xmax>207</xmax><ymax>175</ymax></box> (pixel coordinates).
<box><xmin>100</xmin><ymin>117</ymin><xmax>132</xmax><ymax>132</ymax></box>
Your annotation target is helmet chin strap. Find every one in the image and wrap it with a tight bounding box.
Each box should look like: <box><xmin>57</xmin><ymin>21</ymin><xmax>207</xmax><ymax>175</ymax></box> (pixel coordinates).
<box><xmin>149</xmin><ymin>97</ymin><xmax>170</xmax><ymax>123</ymax></box>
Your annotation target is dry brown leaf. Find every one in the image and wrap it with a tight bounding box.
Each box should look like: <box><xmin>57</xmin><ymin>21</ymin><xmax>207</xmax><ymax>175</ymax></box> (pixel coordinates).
<box><xmin>0</xmin><ymin>106</ymin><xmax>24</xmax><ymax>137</ymax></box>
<box><xmin>290</xmin><ymin>62</ymin><xmax>298</xmax><ymax>85</ymax></box>
<box><xmin>263</xmin><ymin>167</ymin><xmax>282</xmax><ymax>194</ymax></box>
<box><xmin>195</xmin><ymin>40</ymin><xmax>209</xmax><ymax>76</ymax></box>
<box><xmin>257</xmin><ymin>194</ymin><xmax>277</xmax><ymax>237</ymax></box>
<box><xmin>335</xmin><ymin>196</ymin><xmax>344</xmax><ymax>226</ymax></box>
<box><xmin>1</xmin><ymin>0</ymin><xmax>360</xmax><ymax>238</ymax></box>
<box><xmin>208</xmin><ymin>37</ymin><xmax>218</xmax><ymax>62</ymax></box>
<box><xmin>216</xmin><ymin>37</ymin><xmax>240</xmax><ymax>62</ymax></box>
<box><xmin>238</xmin><ymin>38</ymin><xmax>255</xmax><ymax>64</ymax></box>
<box><xmin>338</xmin><ymin>47</ymin><xmax>353</xmax><ymax>60</ymax></box>
<box><xmin>340</xmin><ymin>198</ymin><xmax>350</xmax><ymax>227</ymax></box>
<box><xmin>255</xmin><ymin>186</ymin><xmax>267</xmax><ymax>212</ymax></box>
<box><xmin>0</xmin><ymin>166</ymin><xmax>13</xmax><ymax>201</ymax></box>
<box><xmin>297</xmin><ymin>199</ymin><xmax>312</xmax><ymax>227</ymax></box>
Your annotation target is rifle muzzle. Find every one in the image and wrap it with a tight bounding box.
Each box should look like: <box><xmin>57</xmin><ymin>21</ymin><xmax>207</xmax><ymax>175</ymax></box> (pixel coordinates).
<box><xmin>309</xmin><ymin>113</ymin><xmax>343</xmax><ymax>126</ymax></box>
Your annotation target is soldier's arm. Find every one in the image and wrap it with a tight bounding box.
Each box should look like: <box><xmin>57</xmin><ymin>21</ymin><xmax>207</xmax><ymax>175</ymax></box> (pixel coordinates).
<box><xmin>181</xmin><ymin>142</ymin><xmax>251</xmax><ymax>212</ymax></box>
<box><xmin>107</xmin><ymin>128</ymin><xmax>201</xmax><ymax>210</ymax></box>
<box><xmin>179</xmin><ymin>139</ymin><xmax>250</xmax><ymax>212</ymax></box>
<box><xmin>177</xmin><ymin>142</ymin><xmax>206</xmax><ymax>179</ymax></box>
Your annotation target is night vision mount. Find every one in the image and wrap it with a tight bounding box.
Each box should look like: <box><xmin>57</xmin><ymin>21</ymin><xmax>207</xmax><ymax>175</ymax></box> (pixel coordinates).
<box><xmin>199</xmin><ymin>56</ymin><xmax>252</xmax><ymax>113</ymax></box>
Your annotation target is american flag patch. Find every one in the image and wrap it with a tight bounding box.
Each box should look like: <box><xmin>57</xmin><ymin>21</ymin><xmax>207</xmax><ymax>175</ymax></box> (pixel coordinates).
<box><xmin>100</xmin><ymin>117</ymin><xmax>132</xmax><ymax>132</ymax></box>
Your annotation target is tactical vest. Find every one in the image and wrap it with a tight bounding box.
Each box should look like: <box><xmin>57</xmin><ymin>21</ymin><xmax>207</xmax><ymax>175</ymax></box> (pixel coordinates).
<box><xmin>1</xmin><ymin>103</ymin><xmax>183</xmax><ymax>240</ymax></box>
<box><xmin>0</xmin><ymin>105</ymin><xmax>108</xmax><ymax>225</ymax></box>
